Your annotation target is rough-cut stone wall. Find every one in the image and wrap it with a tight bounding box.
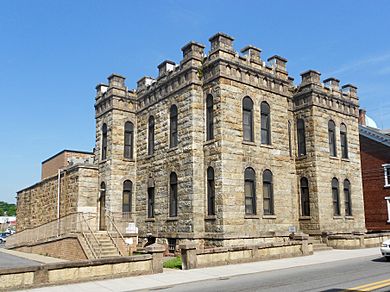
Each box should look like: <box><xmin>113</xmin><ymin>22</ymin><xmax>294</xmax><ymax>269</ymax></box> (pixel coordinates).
<box><xmin>95</xmin><ymin>76</ymin><xmax>137</xmax><ymax>229</ymax></box>
<box><xmin>16</xmin><ymin>165</ymin><xmax>98</xmax><ymax>231</ymax></box>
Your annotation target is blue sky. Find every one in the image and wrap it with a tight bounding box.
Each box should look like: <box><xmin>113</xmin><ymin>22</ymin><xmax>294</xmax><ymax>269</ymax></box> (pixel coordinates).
<box><xmin>1</xmin><ymin>0</ymin><xmax>390</xmax><ymax>203</ymax></box>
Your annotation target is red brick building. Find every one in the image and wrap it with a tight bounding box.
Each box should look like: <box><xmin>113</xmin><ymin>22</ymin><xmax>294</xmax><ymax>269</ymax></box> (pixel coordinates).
<box><xmin>359</xmin><ymin>110</ymin><xmax>390</xmax><ymax>231</ymax></box>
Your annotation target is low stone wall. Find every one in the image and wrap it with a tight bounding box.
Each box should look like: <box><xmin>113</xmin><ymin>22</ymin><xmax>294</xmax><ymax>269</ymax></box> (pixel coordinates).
<box><xmin>325</xmin><ymin>232</ymin><xmax>390</xmax><ymax>249</ymax></box>
<box><xmin>180</xmin><ymin>238</ymin><xmax>312</xmax><ymax>270</ymax></box>
<box><xmin>11</xmin><ymin>234</ymin><xmax>87</xmax><ymax>261</ymax></box>
<box><xmin>0</xmin><ymin>243</ymin><xmax>165</xmax><ymax>291</ymax></box>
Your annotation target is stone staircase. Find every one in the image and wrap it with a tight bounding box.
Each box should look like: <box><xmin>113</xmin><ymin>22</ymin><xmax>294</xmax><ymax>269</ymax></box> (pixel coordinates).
<box><xmin>80</xmin><ymin>231</ymin><xmax>121</xmax><ymax>259</ymax></box>
<box><xmin>309</xmin><ymin>236</ymin><xmax>333</xmax><ymax>252</ymax></box>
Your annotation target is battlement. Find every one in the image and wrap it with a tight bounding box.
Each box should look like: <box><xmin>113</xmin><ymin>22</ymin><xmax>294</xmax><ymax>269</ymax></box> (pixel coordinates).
<box><xmin>134</xmin><ymin>32</ymin><xmax>294</xmax><ymax>112</ymax></box>
<box><xmin>295</xmin><ymin>69</ymin><xmax>359</xmax><ymax>117</ymax></box>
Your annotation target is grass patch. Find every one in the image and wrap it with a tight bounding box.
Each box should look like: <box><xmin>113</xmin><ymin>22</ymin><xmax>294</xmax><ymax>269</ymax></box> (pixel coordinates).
<box><xmin>163</xmin><ymin>256</ymin><xmax>182</xmax><ymax>269</ymax></box>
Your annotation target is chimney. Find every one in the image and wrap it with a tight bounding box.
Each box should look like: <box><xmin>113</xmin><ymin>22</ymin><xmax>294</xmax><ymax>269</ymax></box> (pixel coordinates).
<box><xmin>359</xmin><ymin>109</ymin><xmax>366</xmax><ymax>126</ymax></box>
<box><xmin>158</xmin><ymin>60</ymin><xmax>176</xmax><ymax>77</ymax></box>
<box><xmin>324</xmin><ymin>77</ymin><xmax>340</xmax><ymax>91</ymax></box>
<box><xmin>241</xmin><ymin>45</ymin><xmax>261</xmax><ymax>62</ymax></box>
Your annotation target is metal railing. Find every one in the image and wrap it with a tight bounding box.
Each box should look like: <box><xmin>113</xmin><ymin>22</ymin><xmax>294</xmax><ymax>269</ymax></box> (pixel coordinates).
<box><xmin>81</xmin><ymin>213</ymin><xmax>102</xmax><ymax>259</ymax></box>
<box><xmin>106</xmin><ymin>213</ymin><xmax>127</xmax><ymax>256</ymax></box>
<box><xmin>6</xmin><ymin>213</ymin><xmax>97</xmax><ymax>248</ymax></box>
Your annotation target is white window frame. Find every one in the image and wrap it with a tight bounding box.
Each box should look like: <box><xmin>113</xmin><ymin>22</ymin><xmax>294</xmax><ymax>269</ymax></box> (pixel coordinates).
<box><xmin>383</xmin><ymin>164</ymin><xmax>390</xmax><ymax>187</ymax></box>
<box><xmin>386</xmin><ymin>196</ymin><xmax>390</xmax><ymax>223</ymax></box>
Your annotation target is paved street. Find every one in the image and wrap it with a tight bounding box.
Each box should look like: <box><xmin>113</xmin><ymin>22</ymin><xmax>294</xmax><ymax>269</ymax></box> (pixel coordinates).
<box><xmin>164</xmin><ymin>254</ymin><xmax>390</xmax><ymax>292</ymax></box>
<box><xmin>19</xmin><ymin>247</ymin><xmax>390</xmax><ymax>292</ymax></box>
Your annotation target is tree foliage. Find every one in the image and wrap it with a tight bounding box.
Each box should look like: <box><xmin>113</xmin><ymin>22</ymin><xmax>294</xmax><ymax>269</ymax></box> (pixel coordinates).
<box><xmin>0</xmin><ymin>201</ymin><xmax>16</xmax><ymax>216</ymax></box>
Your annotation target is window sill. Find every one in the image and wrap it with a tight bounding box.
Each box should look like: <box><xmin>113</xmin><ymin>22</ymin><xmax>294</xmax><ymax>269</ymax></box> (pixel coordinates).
<box><xmin>333</xmin><ymin>216</ymin><xmax>343</xmax><ymax>220</ymax></box>
<box><xmin>260</xmin><ymin>144</ymin><xmax>273</xmax><ymax>149</ymax></box>
<box><xmin>299</xmin><ymin>216</ymin><xmax>311</xmax><ymax>220</ymax></box>
<box><xmin>123</xmin><ymin>158</ymin><xmax>135</xmax><ymax>162</ymax></box>
<box><xmin>296</xmin><ymin>155</ymin><xmax>307</xmax><ymax>161</ymax></box>
<box><xmin>167</xmin><ymin>146</ymin><xmax>179</xmax><ymax>153</ymax></box>
<box><xmin>205</xmin><ymin>215</ymin><xmax>217</xmax><ymax>220</ymax></box>
<box><xmin>145</xmin><ymin>218</ymin><xmax>155</xmax><ymax>222</ymax></box>
<box><xmin>263</xmin><ymin>215</ymin><xmax>276</xmax><ymax>219</ymax></box>
<box><xmin>329</xmin><ymin>156</ymin><xmax>339</xmax><ymax>160</ymax></box>
<box><xmin>341</xmin><ymin>158</ymin><xmax>350</xmax><ymax>162</ymax></box>
<box><xmin>345</xmin><ymin>216</ymin><xmax>354</xmax><ymax>220</ymax></box>
<box><xmin>204</xmin><ymin>139</ymin><xmax>216</xmax><ymax>146</ymax></box>
<box><xmin>166</xmin><ymin>217</ymin><xmax>178</xmax><ymax>221</ymax></box>
<box><xmin>145</xmin><ymin>154</ymin><xmax>155</xmax><ymax>160</ymax></box>
<box><xmin>384</xmin><ymin>184</ymin><xmax>390</xmax><ymax>188</ymax></box>
<box><xmin>244</xmin><ymin>215</ymin><xmax>259</xmax><ymax>219</ymax></box>
<box><xmin>242</xmin><ymin>141</ymin><xmax>256</xmax><ymax>146</ymax></box>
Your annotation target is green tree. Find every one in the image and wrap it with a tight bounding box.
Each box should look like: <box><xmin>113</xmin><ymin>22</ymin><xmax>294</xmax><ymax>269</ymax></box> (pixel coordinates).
<box><xmin>0</xmin><ymin>201</ymin><xmax>16</xmax><ymax>216</ymax></box>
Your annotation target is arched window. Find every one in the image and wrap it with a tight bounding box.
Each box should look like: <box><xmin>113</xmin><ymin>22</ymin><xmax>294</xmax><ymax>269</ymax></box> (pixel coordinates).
<box><xmin>261</xmin><ymin>101</ymin><xmax>271</xmax><ymax>145</ymax></box>
<box><xmin>124</xmin><ymin>122</ymin><xmax>134</xmax><ymax>159</ymax></box>
<box><xmin>340</xmin><ymin>123</ymin><xmax>348</xmax><ymax>159</ymax></box>
<box><xmin>344</xmin><ymin>179</ymin><xmax>352</xmax><ymax>216</ymax></box>
<box><xmin>297</xmin><ymin>119</ymin><xmax>306</xmax><ymax>156</ymax></box>
<box><xmin>147</xmin><ymin>185</ymin><xmax>155</xmax><ymax>218</ymax></box>
<box><xmin>300</xmin><ymin>177</ymin><xmax>310</xmax><ymax>216</ymax></box>
<box><xmin>244</xmin><ymin>167</ymin><xmax>256</xmax><ymax>215</ymax></box>
<box><xmin>332</xmin><ymin>178</ymin><xmax>340</xmax><ymax>216</ymax></box>
<box><xmin>207</xmin><ymin>167</ymin><xmax>215</xmax><ymax>215</ymax></box>
<box><xmin>148</xmin><ymin>116</ymin><xmax>155</xmax><ymax>155</ymax></box>
<box><xmin>243</xmin><ymin>97</ymin><xmax>254</xmax><ymax>142</ymax></box>
<box><xmin>328</xmin><ymin>120</ymin><xmax>337</xmax><ymax>157</ymax></box>
<box><xmin>263</xmin><ymin>170</ymin><xmax>274</xmax><ymax>215</ymax></box>
<box><xmin>169</xmin><ymin>172</ymin><xmax>178</xmax><ymax>217</ymax></box>
<box><xmin>99</xmin><ymin>182</ymin><xmax>106</xmax><ymax>230</ymax></box>
<box><xmin>206</xmin><ymin>94</ymin><xmax>214</xmax><ymax>141</ymax></box>
<box><xmin>122</xmin><ymin>180</ymin><xmax>132</xmax><ymax>213</ymax></box>
<box><xmin>102</xmin><ymin>123</ymin><xmax>108</xmax><ymax>160</ymax></box>
<box><xmin>170</xmin><ymin>105</ymin><xmax>178</xmax><ymax>148</ymax></box>
<box><xmin>288</xmin><ymin>121</ymin><xmax>292</xmax><ymax>157</ymax></box>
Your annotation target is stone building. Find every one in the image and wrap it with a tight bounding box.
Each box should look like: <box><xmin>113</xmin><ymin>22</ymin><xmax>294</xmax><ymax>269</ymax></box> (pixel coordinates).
<box><xmin>15</xmin><ymin>32</ymin><xmax>366</xmax><ymax>252</ymax></box>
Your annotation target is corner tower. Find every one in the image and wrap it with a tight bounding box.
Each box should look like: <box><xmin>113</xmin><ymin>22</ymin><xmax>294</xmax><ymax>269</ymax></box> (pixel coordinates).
<box><xmin>94</xmin><ymin>74</ymin><xmax>137</xmax><ymax>230</ymax></box>
<box><xmin>293</xmin><ymin>70</ymin><xmax>365</xmax><ymax>236</ymax></box>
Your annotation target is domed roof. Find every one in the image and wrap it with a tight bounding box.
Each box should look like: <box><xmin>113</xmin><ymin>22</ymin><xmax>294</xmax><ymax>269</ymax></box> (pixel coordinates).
<box><xmin>366</xmin><ymin>115</ymin><xmax>378</xmax><ymax>128</ymax></box>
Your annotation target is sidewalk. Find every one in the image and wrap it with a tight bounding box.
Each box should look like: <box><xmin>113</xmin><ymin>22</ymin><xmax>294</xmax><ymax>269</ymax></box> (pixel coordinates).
<box><xmin>0</xmin><ymin>248</ymin><xmax>67</xmax><ymax>264</ymax></box>
<box><xmin>20</xmin><ymin>247</ymin><xmax>380</xmax><ymax>292</ymax></box>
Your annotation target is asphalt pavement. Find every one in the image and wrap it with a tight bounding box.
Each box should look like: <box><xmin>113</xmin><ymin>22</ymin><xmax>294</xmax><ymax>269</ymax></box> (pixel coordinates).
<box><xmin>0</xmin><ymin>247</ymin><xmax>66</xmax><ymax>269</ymax></box>
<box><xmin>19</xmin><ymin>247</ymin><xmax>384</xmax><ymax>292</ymax></box>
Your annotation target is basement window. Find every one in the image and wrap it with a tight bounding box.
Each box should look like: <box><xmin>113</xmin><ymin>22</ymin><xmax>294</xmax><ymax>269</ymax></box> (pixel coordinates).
<box><xmin>168</xmin><ymin>238</ymin><xmax>176</xmax><ymax>254</ymax></box>
<box><xmin>384</xmin><ymin>164</ymin><xmax>390</xmax><ymax>187</ymax></box>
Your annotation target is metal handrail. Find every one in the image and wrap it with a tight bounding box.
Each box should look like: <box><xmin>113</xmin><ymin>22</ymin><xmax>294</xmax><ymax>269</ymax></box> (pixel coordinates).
<box><xmin>81</xmin><ymin>213</ymin><xmax>102</xmax><ymax>258</ymax></box>
<box><xmin>82</xmin><ymin>232</ymin><xmax>98</xmax><ymax>259</ymax></box>
<box><xmin>106</xmin><ymin>213</ymin><xmax>127</xmax><ymax>256</ymax></box>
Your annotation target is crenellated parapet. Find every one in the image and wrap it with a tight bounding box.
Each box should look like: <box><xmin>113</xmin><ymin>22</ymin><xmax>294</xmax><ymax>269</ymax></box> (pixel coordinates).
<box><xmin>135</xmin><ymin>41</ymin><xmax>205</xmax><ymax>112</ymax></box>
<box><xmin>202</xmin><ymin>32</ymin><xmax>293</xmax><ymax>98</ymax></box>
<box><xmin>293</xmin><ymin>69</ymin><xmax>359</xmax><ymax>117</ymax></box>
<box><xmin>95</xmin><ymin>73</ymin><xmax>136</xmax><ymax>118</ymax></box>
